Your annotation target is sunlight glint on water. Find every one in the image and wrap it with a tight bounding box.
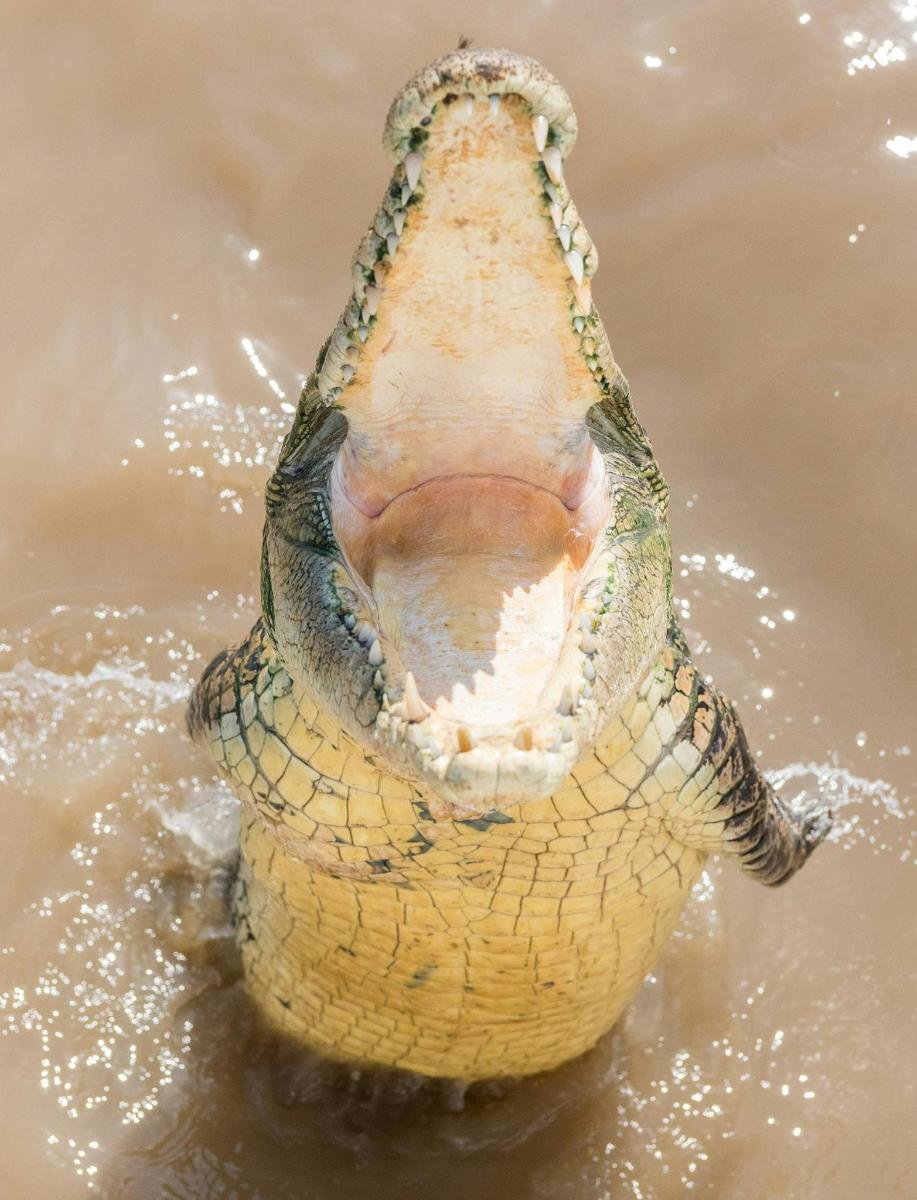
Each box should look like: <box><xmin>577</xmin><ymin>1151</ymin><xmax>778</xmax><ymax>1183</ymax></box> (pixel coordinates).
<box><xmin>1</xmin><ymin>1</ymin><xmax>914</xmax><ymax>1196</ymax></box>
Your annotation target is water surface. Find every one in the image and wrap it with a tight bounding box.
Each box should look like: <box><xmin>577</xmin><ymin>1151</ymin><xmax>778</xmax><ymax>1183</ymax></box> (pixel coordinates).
<box><xmin>1</xmin><ymin>1</ymin><xmax>915</xmax><ymax>1196</ymax></box>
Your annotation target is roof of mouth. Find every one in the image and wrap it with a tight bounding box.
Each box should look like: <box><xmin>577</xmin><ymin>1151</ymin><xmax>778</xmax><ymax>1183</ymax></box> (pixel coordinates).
<box><xmin>383</xmin><ymin>47</ymin><xmax>578</xmax><ymax>161</ymax></box>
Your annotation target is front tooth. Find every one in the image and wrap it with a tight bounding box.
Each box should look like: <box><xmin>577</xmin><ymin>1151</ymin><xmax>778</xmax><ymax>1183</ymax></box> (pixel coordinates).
<box><xmin>531</xmin><ymin>113</ymin><xmax>549</xmax><ymax>153</ymax></box>
<box><xmin>564</xmin><ymin>249</ymin><xmax>585</xmax><ymax>286</ymax></box>
<box><xmin>558</xmin><ymin>684</ymin><xmax>575</xmax><ymax>716</ymax></box>
<box><xmin>573</xmin><ymin>280</ymin><xmax>592</xmax><ymax>316</ymax></box>
<box><xmin>456</xmin><ymin>94</ymin><xmax>474</xmax><ymax>122</ymax></box>
<box><xmin>547</xmin><ymin>731</ymin><xmax>563</xmax><ymax>752</ymax></box>
<box><xmin>404</xmin><ymin>151</ymin><xmax>423</xmax><ymax>191</ymax></box>
<box><xmin>456</xmin><ymin>725</ymin><xmax>474</xmax><ymax>753</ymax></box>
<box><xmin>488</xmin><ymin>94</ymin><xmax>500</xmax><ymax>117</ymax></box>
<box><xmin>368</xmin><ymin>639</ymin><xmax>383</xmax><ymax>667</ymax></box>
<box><xmin>392</xmin><ymin>208</ymin><xmax>406</xmax><ymax>236</ymax></box>
<box><xmin>562</xmin><ymin>716</ymin><xmax>575</xmax><ymax>742</ymax></box>
<box><xmin>558</xmin><ymin>224</ymin><xmax>572</xmax><ymax>251</ymax></box>
<box><xmin>542</xmin><ymin>146</ymin><xmax>564</xmax><ymax>185</ymax></box>
<box><xmin>514</xmin><ymin>726</ymin><xmax>534</xmax><ymax>751</ymax></box>
<box><xmin>403</xmin><ymin>671</ymin><xmax>429</xmax><ymax>723</ymax></box>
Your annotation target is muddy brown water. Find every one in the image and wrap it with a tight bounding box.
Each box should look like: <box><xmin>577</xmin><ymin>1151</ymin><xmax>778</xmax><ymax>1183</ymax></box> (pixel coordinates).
<box><xmin>2</xmin><ymin>2</ymin><xmax>915</xmax><ymax>1197</ymax></box>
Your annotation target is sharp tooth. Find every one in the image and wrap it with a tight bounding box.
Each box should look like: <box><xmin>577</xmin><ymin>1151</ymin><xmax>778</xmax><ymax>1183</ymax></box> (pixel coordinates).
<box><xmin>392</xmin><ymin>208</ymin><xmax>406</xmax><ymax>236</ymax></box>
<box><xmin>558</xmin><ymin>684</ymin><xmax>575</xmax><ymax>716</ymax></box>
<box><xmin>531</xmin><ymin>113</ymin><xmax>549</xmax><ymax>153</ymax></box>
<box><xmin>344</xmin><ymin>613</ymin><xmax>356</xmax><ymax>631</ymax></box>
<box><xmin>549</xmin><ymin>202</ymin><xmax>563</xmax><ymax>229</ymax></box>
<box><xmin>373</xmin><ymin>259</ymin><xmax>389</xmax><ymax>285</ymax></box>
<box><xmin>573</xmin><ymin>316</ymin><xmax>586</xmax><ymax>334</ymax></box>
<box><xmin>368</xmin><ymin>639</ymin><xmax>383</xmax><ymax>667</ymax></box>
<box><xmin>403</xmin><ymin>671</ymin><xmax>429</xmax><ymax>723</ymax></box>
<box><xmin>488</xmin><ymin>94</ymin><xmax>500</xmax><ymax>117</ymax></box>
<box><xmin>386</xmin><ymin>233</ymin><xmax>399</xmax><ymax>257</ymax></box>
<box><xmin>559</xmin><ymin>224</ymin><xmax>572</xmax><ymax>251</ymax></box>
<box><xmin>564</xmin><ymin>249</ymin><xmax>584</xmax><ymax>286</ymax></box>
<box><xmin>514</xmin><ymin>726</ymin><xmax>534</xmax><ymax>751</ymax></box>
<box><xmin>583</xmin><ymin>659</ymin><xmax>596</xmax><ymax>682</ymax></box>
<box><xmin>357</xmin><ymin>324</ymin><xmax>369</xmax><ymax>342</ymax></box>
<box><xmin>562</xmin><ymin>716</ymin><xmax>575</xmax><ymax>742</ymax></box>
<box><xmin>341</xmin><ymin>363</ymin><xmax>354</xmax><ymax>383</ymax></box>
<box><xmin>544</xmin><ymin>180</ymin><xmax>560</xmax><ymax>204</ymax></box>
<box><xmin>573</xmin><ymin>280</ymin><xmax>592</xmax><ymax>316</ymax></box>
<box><xmin>542</xmin><ymin>146</ymin><xmax>564</xmax><ymax>185</ymax></box>
<box><xmin>404</xmin><ymin>151</ymin><xmax>423</xmax><ymax>191</ymax></box>
<box><xmin>456</xmin><ymin>725</ymin><xmax>474</xmax><ymax>754</ymax></box>
<box><xmin>547</xmin><ymin>731</ymin><xmax>563</xmax><ymax>752</ymax></box>
<box><xmin>356</xmin><ymin>622</ymin><xmax>377</xmax><ymax>645</ymax></box>
<box><xmin>373</xmin><ymin>670</ymin><xmax>384</xmax><ymax>690</ymax></box>
<box><xmin>456</xmin><ymin>94</ymin><xmax>474</xmax><ymax>122</ymax></box>
<box><xmin>401</xmin><ymin>181</ymin><xmax>412</xmax><ymax>205</ymax></box>
<box><xmin>363</xmin><ymin>285</ymin><xmax>381</xmax><ymax>317</ymax></box>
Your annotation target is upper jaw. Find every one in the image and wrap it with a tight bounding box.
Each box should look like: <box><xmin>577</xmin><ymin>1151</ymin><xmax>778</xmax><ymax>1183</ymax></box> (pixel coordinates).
<box><xmin>268</xmin><ymin>50</ymin><xmax>669</xmax><ymax>814</ymax></box>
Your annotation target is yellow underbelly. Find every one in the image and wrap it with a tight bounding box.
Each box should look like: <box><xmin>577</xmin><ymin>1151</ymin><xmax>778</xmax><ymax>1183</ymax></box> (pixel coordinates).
<box><xmin>236</xmin><ymin>798</ymin><xmax>705</xmax><ymax>1079</ymax></box>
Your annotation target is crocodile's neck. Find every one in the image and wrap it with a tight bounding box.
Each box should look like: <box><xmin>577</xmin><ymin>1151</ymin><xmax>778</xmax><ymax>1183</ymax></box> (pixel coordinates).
<box><xmin>220</xmin><ymin>624</ymin><xmax>706</xmax><ymax>1079</ymax></box>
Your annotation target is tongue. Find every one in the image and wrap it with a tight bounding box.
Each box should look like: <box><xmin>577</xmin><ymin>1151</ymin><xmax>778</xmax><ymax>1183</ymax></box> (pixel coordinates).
<box><xmin>367</xmin><ymin>476</ymin><xmax>577</xmax><ymax>726</ymax></box>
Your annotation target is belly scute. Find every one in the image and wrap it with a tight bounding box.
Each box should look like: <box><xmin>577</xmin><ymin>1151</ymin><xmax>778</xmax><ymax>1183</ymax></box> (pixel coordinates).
<box><xmin>235</xmin><ymin>764</ymin><xmax>704</xmax><ymax>1079</ymax></box>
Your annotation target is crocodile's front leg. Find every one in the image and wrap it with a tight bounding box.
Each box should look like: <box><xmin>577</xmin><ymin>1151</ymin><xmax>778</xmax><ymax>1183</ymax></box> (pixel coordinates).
<box><xmin>652</xmin><ymin>626</ymin><xmax>831</xmax><ymax>886</ymax></box>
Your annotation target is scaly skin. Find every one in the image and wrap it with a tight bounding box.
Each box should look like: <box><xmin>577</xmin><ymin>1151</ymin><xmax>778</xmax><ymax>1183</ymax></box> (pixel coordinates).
<box><xmin>188</xmin><ymin>48</ymin><xmax>830</xmax><ymax>1080</ymax></box>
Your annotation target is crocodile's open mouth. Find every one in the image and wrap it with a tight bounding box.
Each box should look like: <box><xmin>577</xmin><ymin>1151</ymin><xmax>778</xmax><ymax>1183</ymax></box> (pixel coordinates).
<box><xmin>325</xmin><ymin>82</ymin><xmax>614</xmax><ymax>777</ymax></box>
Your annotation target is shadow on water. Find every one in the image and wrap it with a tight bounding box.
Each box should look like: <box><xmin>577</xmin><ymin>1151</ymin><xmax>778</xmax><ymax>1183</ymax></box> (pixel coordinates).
<box><xmin>104</xmin><ymin>968</ymin><xmax>631</xmax><ymax>1200</ymax></box>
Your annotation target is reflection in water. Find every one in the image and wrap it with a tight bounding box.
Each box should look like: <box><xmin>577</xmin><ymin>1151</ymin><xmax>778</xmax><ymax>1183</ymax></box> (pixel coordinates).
<box><xmin>1</xmin><ymin>0</ymin><xmax>915</xmax><ymax>1196</ymax></box>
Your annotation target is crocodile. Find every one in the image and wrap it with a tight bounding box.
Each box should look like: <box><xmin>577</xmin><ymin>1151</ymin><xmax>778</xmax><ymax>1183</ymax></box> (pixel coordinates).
<box><xmin>187</xmin><ymin>47</ymin><xmax>830</xmax><ymax>1082</ymax></box>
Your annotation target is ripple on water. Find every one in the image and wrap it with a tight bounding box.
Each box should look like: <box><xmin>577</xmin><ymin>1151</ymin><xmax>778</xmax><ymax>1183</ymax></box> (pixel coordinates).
<box><xmin>0</xmin><ymin>574</ymin><xmax>912</xmax><ymax>1198</ymax></box>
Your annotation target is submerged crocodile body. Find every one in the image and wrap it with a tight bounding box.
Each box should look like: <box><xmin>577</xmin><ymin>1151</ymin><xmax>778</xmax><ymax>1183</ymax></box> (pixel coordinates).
<box><xmin>188</xmin><ymin>48</ymin><xmax>829</xmax><ymax>1081</ymax></box>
